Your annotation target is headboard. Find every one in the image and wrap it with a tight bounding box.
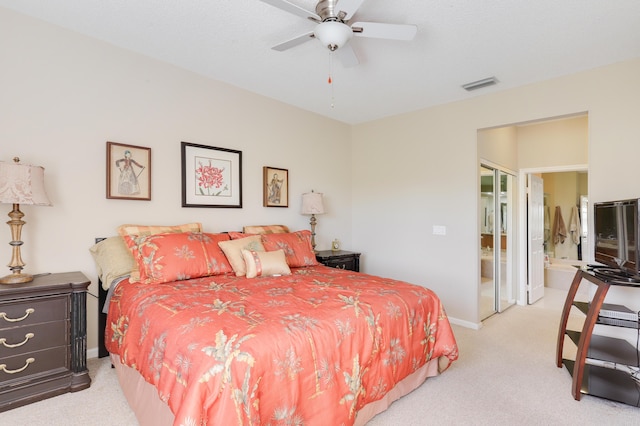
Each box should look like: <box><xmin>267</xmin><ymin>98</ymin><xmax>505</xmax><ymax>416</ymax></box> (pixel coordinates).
<box><xmin>95</xmin><ymin>237</ymin><xmax>109</xmax><ymax>358</ymax></box>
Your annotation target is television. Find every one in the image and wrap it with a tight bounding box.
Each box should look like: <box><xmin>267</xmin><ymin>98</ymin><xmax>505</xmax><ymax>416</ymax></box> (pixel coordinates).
<box><xmin>593</xmin><ymin>198</ymin><xmax>640</xmax><ymax>279</ymax></box>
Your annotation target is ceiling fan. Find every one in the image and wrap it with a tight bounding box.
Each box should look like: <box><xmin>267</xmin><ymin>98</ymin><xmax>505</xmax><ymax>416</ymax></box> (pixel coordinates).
<box><xmin>260</xmin><ymin>0</ymin><xmax>417</xmax><ymax>67</ymax></box>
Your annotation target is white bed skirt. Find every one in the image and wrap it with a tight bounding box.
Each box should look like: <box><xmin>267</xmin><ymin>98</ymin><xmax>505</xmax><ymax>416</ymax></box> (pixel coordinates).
<box><xmin>111</xmin><ymin>353</ymin><xmax>445</xmax><ymax>425</ymax></box>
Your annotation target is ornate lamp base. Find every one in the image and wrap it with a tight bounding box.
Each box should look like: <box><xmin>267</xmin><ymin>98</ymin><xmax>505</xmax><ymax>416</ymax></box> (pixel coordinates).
<box><xmin>1</xmin><ymin>203</ymin><xmax>33</xmax><ymax>285</ymax></box>
<box><xmin>0</xmin><ymin>271</ymin><xmax>33</xmax><ymax>284</ymax></box>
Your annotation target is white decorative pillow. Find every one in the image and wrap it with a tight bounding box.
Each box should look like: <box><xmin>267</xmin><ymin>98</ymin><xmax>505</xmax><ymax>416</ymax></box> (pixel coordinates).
<box><xmin>242</xmin><ymin>249</ymin><xmax>291</xmax><ymax>279</ymax></box>
<box><xmin>218</xmin><ymin>235</ymin><xmax>265</xmax><ymax>276</ymax></box>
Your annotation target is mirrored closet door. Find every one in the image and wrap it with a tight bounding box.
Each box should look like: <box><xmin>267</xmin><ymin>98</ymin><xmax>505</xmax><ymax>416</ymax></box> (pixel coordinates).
<box><xmin>480</xmin><ymin>165</ymin><xmax>517</xmax><ymax>320</ymax></box>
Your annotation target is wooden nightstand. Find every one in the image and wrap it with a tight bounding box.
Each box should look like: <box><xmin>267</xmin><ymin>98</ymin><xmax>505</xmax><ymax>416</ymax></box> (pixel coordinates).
<box><xmin>316</xmin><ymin>250</ymin><xmax>361</xmax><ymax>272</ymax></box>
<box><xmin>0</xmin><ymin>271</ymin><xmax>91</xmax><ymax>412</ymax></box>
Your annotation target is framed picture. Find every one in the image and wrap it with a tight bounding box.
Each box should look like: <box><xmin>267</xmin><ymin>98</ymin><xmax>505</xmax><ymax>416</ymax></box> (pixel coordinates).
<box><xmin>106</xmin><ymin>142</ymin><xmax>151</xmax><ymax>200</ymax></box>
<box><xmin>263</xmin><ymin>166</ymin><xmax>288</xmax><ymax>207</ymax></box>
<box><xmin>181</xmin><ymin>142</ymin><xmax>242</xmax><ymax>208</ymax></box>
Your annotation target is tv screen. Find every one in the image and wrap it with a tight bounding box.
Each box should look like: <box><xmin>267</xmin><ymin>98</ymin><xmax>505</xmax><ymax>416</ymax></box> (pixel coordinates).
<box><xmin>593</xmin><ymin>199</ymin><xmax>639</xmax><ymax>277</ymax></box>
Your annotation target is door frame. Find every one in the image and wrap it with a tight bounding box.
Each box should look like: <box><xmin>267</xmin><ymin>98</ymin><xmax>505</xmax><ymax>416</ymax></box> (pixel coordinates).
<box><xmin>517</xmin><ymin>164</ymin><xmax>588</xmax><ymax>306</ymax></box>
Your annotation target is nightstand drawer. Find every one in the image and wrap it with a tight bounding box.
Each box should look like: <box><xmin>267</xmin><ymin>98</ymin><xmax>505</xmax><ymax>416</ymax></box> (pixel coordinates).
<box><xmin>315</xmin><ymin>250</ymin><xmax>361</xmax><ymax>272</ymax></box>
<box><xmin>0</xmin><ymin>320</ymin><xmax>68</xmax><ymax>358</ymax></box>
<box><xmin>0</xmin><ymin>345</ymin><xmax>68</xmax><ymax>385</ymax></box>
<box><xmin>0</xmin><ymin>296</ymin><xmax>68</xmax><ymax>329</ymax></box>
<box><xmin>323</xmin><ymin>258</ymin><xmax>357</xmax><ymax>271</ymax></box>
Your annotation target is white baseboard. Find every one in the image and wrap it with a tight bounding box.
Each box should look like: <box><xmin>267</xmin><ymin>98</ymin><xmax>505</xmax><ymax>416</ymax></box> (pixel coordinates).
<box><xmin>87</xmin><ymin>347</ymin><xmax>99</xmax><ymax>359</ymax></box>
<box><xmin>448</xmin><ymin>316</ymin><xmax>482</xmax><ymax>330</ymax></box>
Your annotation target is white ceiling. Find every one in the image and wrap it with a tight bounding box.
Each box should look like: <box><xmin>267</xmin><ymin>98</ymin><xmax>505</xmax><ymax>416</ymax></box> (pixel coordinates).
<box><xmin>2</xmin><ymin>0</ymin><xmax>639</xmax><ymax>124</ymax></box>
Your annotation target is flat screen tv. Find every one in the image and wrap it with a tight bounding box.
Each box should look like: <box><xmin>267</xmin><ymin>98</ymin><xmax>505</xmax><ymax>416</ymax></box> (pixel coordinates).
<box><xmin>593</xmin><ymin>198</ymin><xmax>640</xmax><ymax>279</ymax></box>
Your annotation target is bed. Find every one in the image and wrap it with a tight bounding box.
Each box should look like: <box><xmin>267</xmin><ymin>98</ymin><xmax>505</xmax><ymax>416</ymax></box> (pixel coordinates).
<box><xmin>92</xmin><ymin>224</ymin><xmax>458</xmax><ymax>425</ymax></box>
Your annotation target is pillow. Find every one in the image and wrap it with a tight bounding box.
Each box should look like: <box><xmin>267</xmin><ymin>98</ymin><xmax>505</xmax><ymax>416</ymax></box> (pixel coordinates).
<box><xmin>124</xmin><ymin>232</ymin><xmax>233</xmax><ymax>284</ymax></box>
<box><xmin>242</xmin><ymin>249</ymin><xmax>291</xmax><ymax>279</ymax></box>
<box><xmin>242</xmin><ymin>225</ymin><xmax>290</xmax><ymax>235</ymax></box>
<box><xmin>218</xmin><ymin>235</ymin><xmax>265</xmax><ymax>276</ymax></box>
<box><xmin>228</xmin><ymin>231</ymin><xmax>250</xmax><ymax>240</ymax></box>
<box><xmin>89</xmin><ymin>236</ymin><xmax>136</xmax><ymax>290</ymax></box>
<box><xmin>261</xmin><ymin>230</ymin><xmax>319</xmax><ymax>267</ymax></box>
<box><xmin>117</xmin><ymin>222</ymin><xmax>202</xmax><ymax>238</ymax></box>
<box><xmin>117</xmin><ymin>222</ymin><xmax>202</xmax><ymax>282</ymax></box>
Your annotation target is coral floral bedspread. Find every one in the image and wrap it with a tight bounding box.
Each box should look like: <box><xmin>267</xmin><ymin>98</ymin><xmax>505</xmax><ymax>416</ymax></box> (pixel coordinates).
<box><xmin>106</xmin><ymin>265</ymin><xmax>458</xmax><ymax>425</ymax></box>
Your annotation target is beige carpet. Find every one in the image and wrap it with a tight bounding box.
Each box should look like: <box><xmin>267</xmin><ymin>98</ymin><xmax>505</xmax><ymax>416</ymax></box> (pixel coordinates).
<box><xmin>1</xmin><ymin>288</ymin><xmax>638</xmax><ymax>425</ymax></box>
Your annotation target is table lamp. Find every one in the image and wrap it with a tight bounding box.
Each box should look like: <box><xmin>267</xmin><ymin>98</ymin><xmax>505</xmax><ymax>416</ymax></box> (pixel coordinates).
<box><xmin>301</xmin><ymin>190</ymin><xmax>325</xmax><ymax>251</ymax></box>
<box><xmin>0</xmin><ymin>157</ymin><xmax>51</xmax><ymax>284</ymax></box>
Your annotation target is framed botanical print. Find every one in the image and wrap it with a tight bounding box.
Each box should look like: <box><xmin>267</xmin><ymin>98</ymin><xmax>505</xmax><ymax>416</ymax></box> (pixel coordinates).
<box><xmin>263</xmin><ymin>166</ymin><xmax>288</xmax><ymax>207</ymax></box>
<box><xmin>181</xmin><ymin>142</ymin><xmax>242</xmax><ymax>208</ymax></box>
<box><xmin>106</xmin><ymin>141</ymin><xmax>151</xmax><ymax>200</ymax></box>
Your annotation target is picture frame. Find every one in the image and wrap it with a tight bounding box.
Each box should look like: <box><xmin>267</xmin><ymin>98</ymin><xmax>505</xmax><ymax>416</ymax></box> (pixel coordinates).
<box><xmin>263</xmin><ymin>166</ymin><xmax>288</xmax><ymax>207</ymax></box>
<box><xmin>106</xmin><ymin>141</ymin><xmax>151</xmax><ymax>200</ymax></box>
<box><xmin>181</xmin><ymin>142</ymin><xmax>242</xmax><ymax>208</ymax></box>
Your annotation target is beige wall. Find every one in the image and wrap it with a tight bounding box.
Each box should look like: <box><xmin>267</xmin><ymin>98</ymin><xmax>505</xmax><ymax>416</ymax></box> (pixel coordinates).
<box><xmin>517</xmin><ymin>115</ymin><xmax>588</xmax><ymax>169</ymax></box>
<box><xmin>478</xmin><ymin>126</ymin><xmax>518</xmax><ymax>171</ymax></box>
<box><xmin>352</xmin><ymin>58</ymin><xmax>640</xmax><ymax>326</ymax></box>
<box><xmin>0</xmin><ymin>8</ymin><xmax>352</xmax><ymax>354</ymax></box>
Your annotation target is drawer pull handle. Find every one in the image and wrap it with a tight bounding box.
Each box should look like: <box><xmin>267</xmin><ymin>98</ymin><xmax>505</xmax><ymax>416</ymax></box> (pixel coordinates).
<box><xmin>0</xmin><ymin>358</ymin><xmax>35</xmax><ymax>375</ymax></box>
<box><xmin>0</xmin><ymin>308</ymin><xmax>35</xmax><ymax>323</ymax></box>
<box><xmin>0</xmin><ymin>333</ymin><xmax>35</xmax><ymax>348</ymax></box>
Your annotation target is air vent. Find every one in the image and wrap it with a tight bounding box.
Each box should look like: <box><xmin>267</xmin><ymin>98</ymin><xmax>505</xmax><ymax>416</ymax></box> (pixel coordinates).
<box><xmin>462</xmin><ymin>77</ymin><xmax>498</xmax><ymax>91</ymax></box>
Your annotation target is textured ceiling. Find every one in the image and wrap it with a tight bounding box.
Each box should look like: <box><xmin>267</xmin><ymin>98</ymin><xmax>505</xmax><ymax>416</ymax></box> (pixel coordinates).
<box><xmin>1</xmin><ymin>0</ymin><xmax>639</xmax><ymax>124</ymax></box>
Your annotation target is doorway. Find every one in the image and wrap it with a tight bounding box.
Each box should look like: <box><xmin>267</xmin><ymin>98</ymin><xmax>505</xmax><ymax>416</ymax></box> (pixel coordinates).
<box><xmin>480</xmin><ymin>164</ymin><xmax>517</xmax><ymax>320</ymax></box>
<box><xmin>523</xmin><ymin>168</ymin><xmax>589</xmax><ymax>302</ymax></box>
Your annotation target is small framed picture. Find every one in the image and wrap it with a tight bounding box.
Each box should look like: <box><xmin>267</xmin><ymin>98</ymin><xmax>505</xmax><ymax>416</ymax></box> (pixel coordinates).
<box><xmin>106</xmin><ymin>142</ymin><xmax>151</xmax><ymax>200</ymax></box>
<box><xmin>263</xmin><ymin>166</ymin><xmax>288</xmax><ymax>207</ymax></box>
<box><xmin>181</xmin><ymin>142</ymin><xmax>243</xmax><ymax>208</ymax></box>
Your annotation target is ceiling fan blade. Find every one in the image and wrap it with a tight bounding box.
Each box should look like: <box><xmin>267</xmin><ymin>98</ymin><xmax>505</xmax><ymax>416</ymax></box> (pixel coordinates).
<box><xmin>271</xmin><ymin>31</ymin><xmax>315</xmax><ymax>51</ymax></box>
<box><xmin>351</xmin><ymin>22</ymin><xmax>417</xmax><ymax>40</ymax></box>
<box><xmin>260</xmin><ymin>0</ymin><xmax>320</xmax><ymax>22</ymax></box>
<box><xmin>336</xmin><ymin>0</ymin><xmax>366</xmax><ymax>21</ymax></box>
<box><xmin>335</xmin><ymin>44</ymin><xmax>359</xmax><ymax>67</ymax></box>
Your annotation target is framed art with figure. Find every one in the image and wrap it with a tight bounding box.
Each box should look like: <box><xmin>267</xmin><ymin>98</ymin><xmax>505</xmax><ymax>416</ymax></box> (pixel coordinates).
<box><xmin>263</xmin><ymin>166</ymin><xmax>288</xmax><ymax>207</ymax></box>
<box><xmin>106</xmin><ymin>141</ymin><xmax>151</xmax><ymax>200</ymax></box>
<box><xmin>181</xmin><ymin>142</ymin><xmax>243</xmax><ymax>208</ymax></box>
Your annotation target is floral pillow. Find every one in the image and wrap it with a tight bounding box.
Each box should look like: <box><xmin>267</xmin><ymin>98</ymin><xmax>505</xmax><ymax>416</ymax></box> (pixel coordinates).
<box><xmin>241</xmin><ymin>249</ymin><xmax>291</xmax><ymax>279</ymax></box>
<box><xmin>261</xmin><ymin>230</ymin><xmax>318</xmax><ymax>268</ymax></box>
<box><xmin>117</xmin><ymin>222</ymin><xmax>203</xmax><ymax>282</ymax></box>
<box><xmin>122</xmin><ymin>232</ymin><xmax>233</xmax><ymax>284</ymax></box>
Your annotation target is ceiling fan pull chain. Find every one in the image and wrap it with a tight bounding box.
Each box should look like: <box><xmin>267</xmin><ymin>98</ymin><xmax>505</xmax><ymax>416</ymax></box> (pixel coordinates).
<box><xmin>328</xmin><ymin>52</ymin><xmax>335</xmax><ymax>108</ymax></box>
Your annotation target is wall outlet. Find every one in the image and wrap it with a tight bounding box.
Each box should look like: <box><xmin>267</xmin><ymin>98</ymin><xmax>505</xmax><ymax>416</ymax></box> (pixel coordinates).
<box><xmin>433</xmin><ymin>225</ymin><xmax>447</xmax><ymax>235</ymax></box>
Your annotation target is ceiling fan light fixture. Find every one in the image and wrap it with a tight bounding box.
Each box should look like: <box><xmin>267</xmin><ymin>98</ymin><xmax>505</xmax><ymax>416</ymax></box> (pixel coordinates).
<box><xmin>314</xmin><ymin>21</ymin><xmax>353</xmax><ymax>51</ymax></box>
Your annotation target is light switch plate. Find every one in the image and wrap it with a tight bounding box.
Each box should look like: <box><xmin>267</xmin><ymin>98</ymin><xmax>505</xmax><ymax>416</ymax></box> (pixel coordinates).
<box><xmin>433</xmin><ymin>225</ymin><xmax>447</xmax><ymax>235</ymax></box>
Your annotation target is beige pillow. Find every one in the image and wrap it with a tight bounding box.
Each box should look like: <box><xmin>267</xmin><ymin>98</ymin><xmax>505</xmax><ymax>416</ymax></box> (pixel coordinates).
<box><xmin>89</xmin><ymin>236</ymin><xmax>136</xmax><ymax>290</ymax></box>
<box><xmin>218</xmin><ymin>235</ymin><xmax>265</xmax><ymax>276</ymax></box>
<box><xmin>242</xmin><ymin>224</ymin><xmax>290</xmax><ymax>234</ymax></box>
<box><xmin>117</xmin><ymin>222</ymin><xmax>202</xmax><ymax>238</ymax></box>
<box><xmin>242</xmin><ymin>249</ymin><xmax>291</xmax><ymax>279</ymax></box>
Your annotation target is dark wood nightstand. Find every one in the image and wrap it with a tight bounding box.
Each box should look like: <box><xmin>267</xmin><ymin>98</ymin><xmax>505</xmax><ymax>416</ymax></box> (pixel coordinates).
<box><xmin>0</xmin><ymin>271</ymin><xmax>91</xmax><ymax>412</ymax></box>
<box><xmin>316</xmin><ymin>250</ymin><xmax>361</xmax><ymax>272</ymax></box>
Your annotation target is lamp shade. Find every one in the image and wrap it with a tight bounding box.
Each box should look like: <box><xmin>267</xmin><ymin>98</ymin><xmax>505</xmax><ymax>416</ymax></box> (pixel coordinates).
<box><xmin>301</xmin><ymin>191</ymin><xmax>325</xmax><ymax>215</ymax></box>
<box><xmin>0</xmin><ymin>159</ymin><xmax>51</xmax><ymax>206</ymax></box>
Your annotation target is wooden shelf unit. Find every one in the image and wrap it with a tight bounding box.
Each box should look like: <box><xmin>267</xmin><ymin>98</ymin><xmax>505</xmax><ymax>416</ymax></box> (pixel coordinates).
<box><xmin>556</xmin><ymin>268</ymin><xmax>640</xmax><ymax>406</ymax></box>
